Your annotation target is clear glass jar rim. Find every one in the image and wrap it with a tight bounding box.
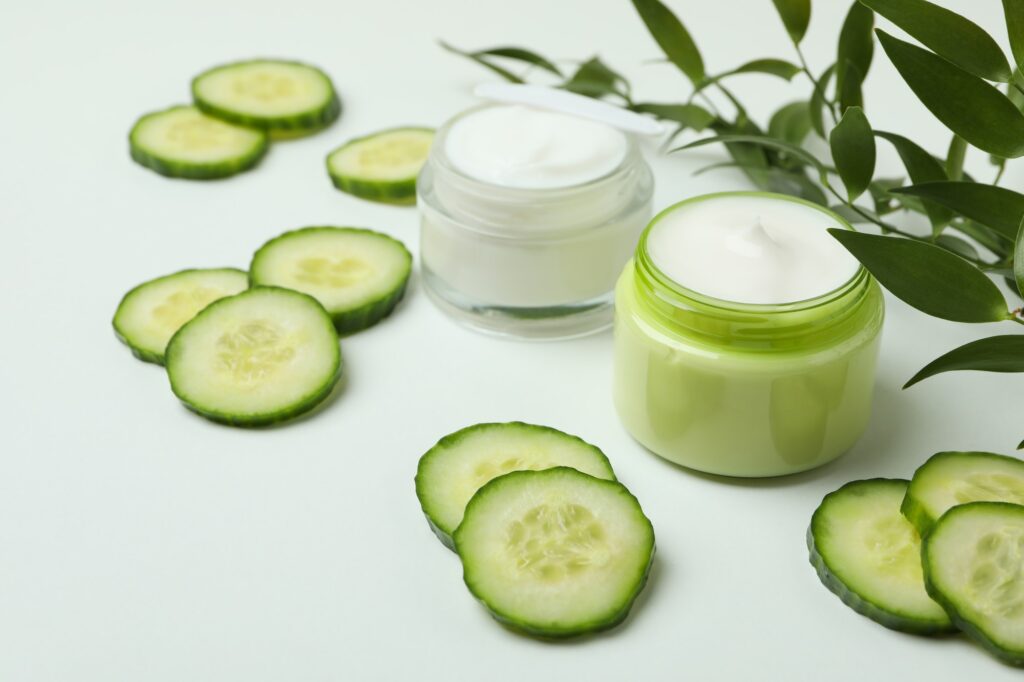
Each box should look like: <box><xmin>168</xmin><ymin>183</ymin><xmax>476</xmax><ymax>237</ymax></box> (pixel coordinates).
<box><xmin>428</xmin><ymin>102</ymin><xmax>644</xmax><ymax>198</ymax></box>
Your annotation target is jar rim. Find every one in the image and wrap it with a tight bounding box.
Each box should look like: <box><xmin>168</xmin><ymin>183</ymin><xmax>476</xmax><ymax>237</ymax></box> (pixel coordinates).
<box><xmin>429</xmin><ymin>102</ymin><xmax>643</xmax><ymax>197</ymax></box>
<box><xmin>636</xmin><ymin>190</ymin><xmax>867</xmax><ymax>313</ymax></box>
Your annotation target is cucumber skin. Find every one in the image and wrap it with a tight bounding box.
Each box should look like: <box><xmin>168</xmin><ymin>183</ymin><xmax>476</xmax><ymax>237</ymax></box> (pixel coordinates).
<box><xmin>902</xmin><ymin>451</ymin><xmax>1024</xmax><ymax>536</ymax></box>
<box><xmin>414</xmin><ymin>422</ymin><xmax>617</xmax><ymax>551</ymax></box>
<box><xmin>454</xmin><ymin>467</ymin><xmax>654</xmax><ymax>639</ymax></box>
<box><xmin>129</xmin><ymin>106</ymin><xmax>268</xmax><ymax>180</ymax></box>
<box><xmin>191</xmin><ymin>59</ymin><xmax>342</xmax><ymax>134</ymax></box>
<box><xmin>164</xmin><ymin>286</ymin><xmax>342</xmax><ymax>427</ymax></box>
<box><xmin>249</xmin><ymin>226</ymin><xmax>412</xmax><ymax>335</ymax></box>
<box><xmin>112</xmin><ymin>267</ymin><xmax>248</xmax><ymax>366</ymax></box>
<box><xmin>922</xmin><ymin>501</ymin><xmax>1024</xmax><ymax>667</ymax></box>
<box><xmin>808</xmin><ymin>479</ymin><xmax>957</xmax><ymax>636</ymax></box>
<box><xmin>325</xmin><ymin>127</ymin><xmax>434</xmax><ymax>205</ymax></box>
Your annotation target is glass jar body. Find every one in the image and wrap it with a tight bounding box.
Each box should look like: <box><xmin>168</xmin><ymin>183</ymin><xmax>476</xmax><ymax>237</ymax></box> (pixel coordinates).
<box><xmin>613</xmin><ymin>257</ymin><xmax>884</xmax><ymax>478</ymax></box>
<box><xmin>417</xmin><ymin>106</ymin><xmax>654</xmax><ymax>339</ymax></box>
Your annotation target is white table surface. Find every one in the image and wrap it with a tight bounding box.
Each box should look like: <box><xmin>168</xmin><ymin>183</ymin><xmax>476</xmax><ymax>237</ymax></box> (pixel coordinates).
<box><xmin>3</xmin><ymin>1</ymin><xmax>1022</xmax><ymax>680</ymax></box>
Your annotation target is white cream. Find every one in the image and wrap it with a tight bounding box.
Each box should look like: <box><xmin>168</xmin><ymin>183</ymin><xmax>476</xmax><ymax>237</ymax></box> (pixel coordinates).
<box><xmin>443</xmin><ymin>104</ymin><xmax>628</xmax><ymax>189</ymax></box>
<box><xmin>647</xmin><ymin>195</ymin><xmax>861</xmax><ymax>304</ymax></box>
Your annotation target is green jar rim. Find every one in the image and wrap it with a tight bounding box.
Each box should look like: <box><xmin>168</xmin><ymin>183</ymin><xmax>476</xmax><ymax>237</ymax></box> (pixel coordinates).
<box><xmin>632</xmin><ymin>191</ymin><xmax>879</xmax><ymax>350</ymax></box>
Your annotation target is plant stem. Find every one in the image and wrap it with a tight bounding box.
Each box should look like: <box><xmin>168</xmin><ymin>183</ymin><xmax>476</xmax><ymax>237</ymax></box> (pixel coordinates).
<box><xmin>946</xmin><ymin>135</ymin><xmax>968</xmax><ymax>181</ymax></box>
<box><xmin>795</xmin><ymin>46</ymin><xmax>837</xmax><ymax>124</ymax></box>
<box><xmin>993</xmin><ymin>161</ymin><xmax>1007</xmax><ymax>185</ymax></box>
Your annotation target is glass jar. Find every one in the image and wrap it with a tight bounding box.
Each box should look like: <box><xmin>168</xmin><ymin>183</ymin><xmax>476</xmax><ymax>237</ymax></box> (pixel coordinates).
<box><xmin>418</xmin><ymin>105</ymin><xmax>654</xmax><ymax>339</ymax></box>
<box><xmin>613</xmin><ymin>192</ymin><xmax>884</xmax><ymax>477</ymax></box>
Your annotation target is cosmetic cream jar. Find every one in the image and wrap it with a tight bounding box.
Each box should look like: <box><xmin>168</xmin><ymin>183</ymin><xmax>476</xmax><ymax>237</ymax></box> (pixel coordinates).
<box><xmin>418</xmin><ymin>104</ymin><xmax>654</xmax><ymax>339</ymax></box>
<box><xmin>613</xmin><ymin>192</ymin><xmax>884</xmax><ymax>477</ymax></box>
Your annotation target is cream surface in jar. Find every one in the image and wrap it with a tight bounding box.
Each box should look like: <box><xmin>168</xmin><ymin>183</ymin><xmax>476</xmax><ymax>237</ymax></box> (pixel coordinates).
<box><xmin>613</xmin><ymin>192</ymin><xmax>884</xmax><ymax>477</ymax></box>
<box><xmin>418</xmin><ymin>102</ymin><xmax>654</xmax><ymax>339</ymax></box>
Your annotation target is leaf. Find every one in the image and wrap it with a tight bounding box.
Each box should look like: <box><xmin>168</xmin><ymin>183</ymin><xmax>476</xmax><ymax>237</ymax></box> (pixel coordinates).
<box><xmin>935</xmin><ymin>234</ymin><xmax>980</xmax><ymax>261</ymax></box>
<box><xmin>828</xmin><ymin>230</ymin><xmax>1009</xmax><ymax>322</ymax></box>
<box><xmin>874</xmin><ymin>131</ymin><xmax>951</xmax><ymax>232</ymax></box>
<box><xmin>674</xmin><ymin>133</ymin><xmax>827</xmax><ymax>178</ymax></box>
<box><xmin>772</xmin><ymin>0</ymin><xmax>811</xmax><ymax>44</ymax></box>
<box><xmin>631</xmin><ymin>102</ymin><xmax>714</xmax><ymax>131</ymax></box>
<box><xmin>769</xmin><ymin>101</ymin><xmax>812</xmax><ymax>144</ymax></box>
<box><xmin>439</xmin><ymin>41</ymin><xmax>525</xmax><ymax>83</ymax></box>
<box><xmin>830</xmin><ymin>106</ymin><xmax>876</xmax><ymax>200</ymax></box>
<box><xmin>904</xmin><ymin>335</ymin><xmax>1024</xmax><ymax>387</ymax></box>
<box><xmin>810</xmin><ymin>64</ymin><xmax>836</xmax><ymax>138</ymax></box>
<box><xmin>868</xmin><ymin>177</ymin><xmax>904</xmax><ymax>215</ymax></box>
<box><xmin>1006</xmin><ymin>0</ymin><xmax>1024</xmax><ymax>69</ymax></box>
<box><xmin>563</xmin><ymin>57</ymin><xmax>630</xmax><ymax>100</ymax></box>
<box><xmin>830</xmin><ymin>204</ymin><xmax>873</xmax><ymax>223</ymax></box>
<box><xmin>891</xmin><ymin>181</ymin><xmax>1024</xmax><ymax>240</ymax></box>
<box><xmin>876</xmin><ymin>30</ymin><xmax>1024</xmax><ymax>158</ymax></box>
<box><xmin>707</xmin><ymin>121</ymin><xmax>772</xmax><ymax>190</ymax></box>
<box><xmin>1016</xmin><ymin>215</ymin><xmax>1024</xmax><ymax>297</ymax></box>
<box><xmin>954</xmin><ymin>219</ymin><xmax>1015</xmax><ymax>257</ymax></box>
<box><xmin>631</xmin><ymin>0</ymin><xmax>705</xmax><ymax>85</ymax></box>
<box><xmin>692</xmin><ymin>58</ymin><xmax>802</xmax><ymax>97</ymax></box>
<box><xmin>861</xmin><ymin>0</ymin><xmax>1011</xmax><ymax>82</ymax></box>
<box><xmin>837</xmin><ymin>2</ymin><xmax>875</xmax><ymax>111</ymax></box>
<box><xmin>468</xmin><ymin>46</ymin><xmax>561</xmax><ymax>76</ymax></box>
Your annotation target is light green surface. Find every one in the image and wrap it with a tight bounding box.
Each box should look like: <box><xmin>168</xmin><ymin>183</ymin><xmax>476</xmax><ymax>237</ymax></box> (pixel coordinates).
<box><xmin>613</xmin><ymin>192</ymin><xmax>885</xmax><ymax>477</ymax></box>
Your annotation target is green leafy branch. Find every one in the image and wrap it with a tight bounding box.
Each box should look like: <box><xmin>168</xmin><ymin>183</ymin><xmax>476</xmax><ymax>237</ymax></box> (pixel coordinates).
<box><xmin>444</xmin><ymin>0</ymin><xmax>1024</xmax><ymax>448</ymax></box>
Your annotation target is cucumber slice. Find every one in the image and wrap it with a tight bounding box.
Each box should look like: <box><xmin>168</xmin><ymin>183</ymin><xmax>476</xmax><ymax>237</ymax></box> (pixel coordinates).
<box><xmin>192</xmin><ymin>59</ymin><xmax>340</xmax><ymax>134</ymax></box>
<box><xmin>923</xmin><ymin>502</ymin><xmax>1024</xmax><ymax>666</ymax></box>
<box><xmin>415</xmin><ymin>422</ymin><xmax>616</xmax><ymax>549</ymax></box>
<box><xmin>113</xmin><ymin>268</ymin><xmax>249</xmax><ymax>364</ymax></box>
<box><xmin>249</xmin><ymin>226</ymin><xmax>412</xmax><ymax>334</ymax></box>
<box><xmin>454</xmin><ymin>467</ymin><xmax>654</xmax><ymax>638</ymax></box>
<box><xmin>808</xmin><ymin>479</ymin><xmax>954</xmax><ymax>634</ymax></box>
<box><xmin>129</xmin><ymin>105</ymin><xmax>268</xmax><ymax>179</ymax></box>
<box><xmin>165</xmin><ymin>286</ymin><xmax>340</xmax><ymax>426</ymax></box>
<box><xmin>903</xmin><ymin>451</ymin><xmax>1024</xmax><ymax>536</ymax></box>
<box><xmin>326</xmin><ymin>127</ymin><xmax>434</xmax><ymax>204</ymax></box>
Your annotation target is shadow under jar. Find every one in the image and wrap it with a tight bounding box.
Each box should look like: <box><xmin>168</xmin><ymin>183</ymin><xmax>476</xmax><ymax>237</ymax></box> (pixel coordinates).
<box><xmin>418</xmin><ymin>104</ymin><xmax>654</xmax><ymax>339</ymax></box>
<box><xmin>613</xmin><ymin>192</ymin><xmax>885</xmax><ymax>478</ymax></box>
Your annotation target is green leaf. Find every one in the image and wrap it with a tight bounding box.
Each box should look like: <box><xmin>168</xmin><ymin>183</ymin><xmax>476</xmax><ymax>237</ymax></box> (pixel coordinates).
<box><xmin>874</xmin><ymin>131</ymin><xmax>951</xmax><ymax>232</ymax></box>
<box><xmin>769</xmin><ymin>101</ymin><xmax>812</xmax><ymax>144</ymax></box>
<box><xmin>828</xmin><ymin>230</ymin><xmax>1009</xmax><ymax>322</ymax></box>
<box><xmin>876</xmin><ymin>30</ymin><xmax>1024</xmax><ymax>157</ymax></box>
<box><xmin>860</xmin><ymin>0</ymin><xmax>1011</xmax><ymax>82</ymax></box>
<box><xmin>692</xmin><ymin>58</ymin><xmax>802</xmax><ymax>97</ymax></box>
<box><xmin>467</xmin><ymin>46</ymin><xmax>561</xmax><ymax>76</ymax></box>
<box><xmin>1005</xmin><ymin>0</ymin><xmax>1024</xmax><ymax>69</ymax></box>
<box><xmin>837</xmin><ymin>2</ymin><xmax>875</xmax><ymax>111</ymax></box>
<box><xmin>1015</xmin><ymin>215</ymin><xmax>1024</xmax><ymax>297</ymax></box>
<box><xmin>631</xmin><ymin>102</ymin><xmax>714</xmax><ymax>131</ymax></box>
<box><xmin>772</xmin><ymin>0</ymin><xmax>812</xmax><ymax>44</ymax></box>
<box><xmin>830</xmin><ymin>106</ymin><xmax>875</xmax><ymax>200</ymax></box>
<box><xmin>631</xmin><ymin>0</ymin><xmax>705</xmax><ymax>85</ymax></box>
<box><xmin>439</xmin><ymin>41</ymin><xmax>525</xmax><ymax>83</ymax></box>
<box><xmin>904</xmin><ymin>335</ymin><xmax>1024</xmax><ymax>387</ymax></box>
<box><xmin>562</xmin><ymin>57</ymin><xmax>630</xmax><ymax>100</ymax></box>
<box><xmin>935</xmin><ymin>233</ymin><xmax>980</xmax><ymax>261</ymax></box>
<box><xmin>954</xmin><ymin>219</ymin><xmax>1015</xmax><ymax>257</ymax></box>
<box><xmin>674</xmin><ymin>133</ymin><xmax>827</xmax><ymax>178</ymax></box>
<box><xmin>810</xmin><ymin>64</ymin><xmax>836</xmax><ymax>138</ymax></box>
<box><xmin>868</xmin><ymin>177</ymin><xmax>904</xmax><ymax>215</ymax></box>
<box><xmin>891</xmin><ymin>181</ymin><xmax>1024</xmax><ymax>240</ymax></box>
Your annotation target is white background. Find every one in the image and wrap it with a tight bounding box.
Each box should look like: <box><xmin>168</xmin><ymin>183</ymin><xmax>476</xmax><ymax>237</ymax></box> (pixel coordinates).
<box><xmin>2</xmin><ymin>1</ymin><xmax>1022</xmax><ymax>680</ymax></box>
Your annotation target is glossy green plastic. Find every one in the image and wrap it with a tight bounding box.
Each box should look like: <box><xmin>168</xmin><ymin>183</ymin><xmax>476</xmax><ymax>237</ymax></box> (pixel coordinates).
<box><xmin>613</xmin><ymin>192</ymin><xmax>884</xmax><ymax>477</ymax></box>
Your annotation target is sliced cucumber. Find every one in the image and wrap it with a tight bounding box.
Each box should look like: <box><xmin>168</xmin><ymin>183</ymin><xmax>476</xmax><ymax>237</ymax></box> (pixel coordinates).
<box><xmin>192</xmin><ymin>59</ymin><xmax>340</xmax><ymax>135</ymax></box>
<box><xmin>129</xmin><ymin>105</ymin><xmax>268</xmax><ymax>179</ymax></box>
<box><xmin>903</xmin><ymin>451</ymin><xmax>1024</xmax><ymax>536</ymax></box>
<box><xmin>415</xmin><ymin>422</ymin><xmax>616</xmax><ymax>550</ymax></box>
<box><xmin>454</xmin><ymin>467</ymin><xmax>654</xmax><ymax>638</ymax></box>
<box><xmin>113</xmin><ymin>268</ymin><xmax>249</xmax><ymax>364</ymax></box>
<box><xmin>923</xmin><ymin>502</ymin><xmax>1024</xmax><ymax>666</ymax></box>
<box><xmin>249</xmin><ymin>226</ymin><xmax>412</xmax><ymax>334</ymax></box>
<box><xmin>808</xmin><ymin>479</ymin><xmax>954</xmax><ymax>634</ymax></box>
<box><xmin>165</xmin><ymin>286</ymin><xmax>340</xmax><ymax>426</ymax></box>
<box><xmin>326</xmin><ymin>127</ymin><xmax>434</xmax><ymax>204</ymax></box>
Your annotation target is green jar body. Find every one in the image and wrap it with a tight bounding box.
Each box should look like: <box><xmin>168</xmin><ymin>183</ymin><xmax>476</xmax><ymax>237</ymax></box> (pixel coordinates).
<box><xmin>613</xmin><ymin>262</ymin><xmax>884</xmax><ymax>477</ymax></box>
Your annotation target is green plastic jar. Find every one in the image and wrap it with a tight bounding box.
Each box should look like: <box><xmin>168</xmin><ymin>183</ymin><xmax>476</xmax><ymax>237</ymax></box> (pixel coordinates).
<box><xmin>613</xmin><ymin>192</ymin><xmax>884</xmax><ymax>477</ymax></box>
